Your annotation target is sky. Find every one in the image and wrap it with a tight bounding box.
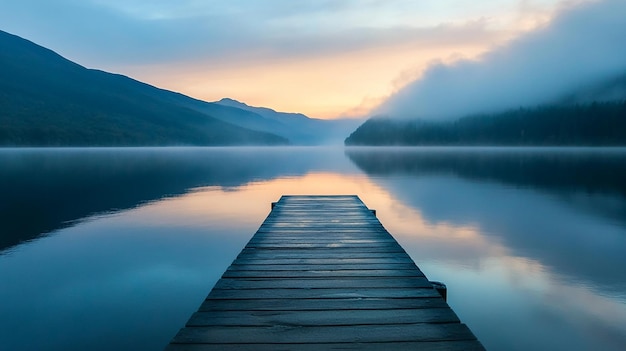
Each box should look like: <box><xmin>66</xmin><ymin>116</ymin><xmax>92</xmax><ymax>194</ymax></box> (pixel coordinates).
<box><xmin>0</xmin><ymin>0</ymin><xmax>620</xmax><ymax>119</ymax></box>
<box><xmin>377</xmin><ymin>0</ymin><xmax>626</xmax><ymax>120</ymax></box>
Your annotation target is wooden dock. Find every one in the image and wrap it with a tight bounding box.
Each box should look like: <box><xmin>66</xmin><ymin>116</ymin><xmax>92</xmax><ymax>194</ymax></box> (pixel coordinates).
<box><xmin>166</xmin><ymin>195</ymin><xmax>484</xmax><ymax>350</ymax></box>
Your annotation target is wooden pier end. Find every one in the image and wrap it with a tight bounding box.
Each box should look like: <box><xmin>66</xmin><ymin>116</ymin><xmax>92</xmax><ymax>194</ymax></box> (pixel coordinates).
<box><xmin>166</xmin><ymin>195</ymin><xmax>484</xmax><ymax>350</ymax></box>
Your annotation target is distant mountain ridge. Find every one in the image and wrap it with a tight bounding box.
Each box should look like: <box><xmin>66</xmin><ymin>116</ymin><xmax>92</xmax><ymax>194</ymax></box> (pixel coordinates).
<box><xmin>153</xmin><ymin>91</ymin><xmax>363</xmax><ymax>145</ymax></box>
<box><xmin>0</xmin><ymin>30</ymin><xmax>361</xmax><ymax>146</ymax></box>
<box><xmin>216</xmin><ymin>98</ymin><xmax>310</xmax><ymax>123</ymax></box>
<box><xmin>213</xmin><ymin>98</ymin><xmax>363</xmax><ymax>145</ymax></box>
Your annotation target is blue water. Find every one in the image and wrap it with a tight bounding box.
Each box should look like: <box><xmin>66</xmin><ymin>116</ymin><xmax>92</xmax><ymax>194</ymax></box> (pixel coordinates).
<box><xmin>1</xmin><ymin>147</ymin><xmax>625</xmax><ymax>350</ymax></box>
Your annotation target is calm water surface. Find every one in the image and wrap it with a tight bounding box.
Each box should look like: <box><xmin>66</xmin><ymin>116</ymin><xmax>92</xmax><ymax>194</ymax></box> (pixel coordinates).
<box><xmin>1</xmin><ymin>147</ymin><xmax>625</xmax><ymax>351</ymax></box>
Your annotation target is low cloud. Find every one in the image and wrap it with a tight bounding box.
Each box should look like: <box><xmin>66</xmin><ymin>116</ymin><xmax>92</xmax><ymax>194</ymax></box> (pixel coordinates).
<box><xmin>375</xmin><ymin>0</ymin><xmax>626</xmax><ymax>120</ymax></box>
<box><xmin>0</xmin><ymin>0</ymin><xmax>505</xmax><ymax>68</ymax></box>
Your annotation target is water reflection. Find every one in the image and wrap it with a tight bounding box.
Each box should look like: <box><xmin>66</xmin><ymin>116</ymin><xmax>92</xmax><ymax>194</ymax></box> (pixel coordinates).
<box><xmin>0</xmin><ymin>189</ymin><xmax>258</xmax><ymax>351</ymax></box>
<box><xmin>0</xmin><ymin>147</ymin><xmax>357</xmax><ymax>252</ymax></box>
<box><xmin>346</xmin><ymin>148</ymin><xmax>626</xmax><ymax>291</ymax></box>
<box><xmin>1</xmin><ymin>147</ymin><xmax>625</xmax><ymax>351</ymax></box>
<box><xmin>346</xmin><ymin>147</ymin><xmax>626</xmax><ymax>350</ymax></box>
<box><xmin>346</xmin><ymin>147</ymin><xmax>626</xmax><ymax>223</ymax></box>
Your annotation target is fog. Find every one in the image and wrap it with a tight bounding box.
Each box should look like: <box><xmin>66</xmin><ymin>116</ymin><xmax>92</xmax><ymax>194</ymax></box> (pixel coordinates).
<box><xmin>375</xmin><ymin>0</ymin><xmax>626</xmax><ymax>120</ymax></box>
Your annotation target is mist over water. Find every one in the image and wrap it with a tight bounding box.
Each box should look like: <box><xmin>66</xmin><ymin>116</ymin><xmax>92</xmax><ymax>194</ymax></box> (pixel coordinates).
<box><xmin>1</xmin><ymin>147</ymin><xmax>625</xmax><ymax>351</ymax></box>
<box><xmin>376</xmin><ymin>0</ymin><xmax>626</xmax><ymax>120</ymax></box>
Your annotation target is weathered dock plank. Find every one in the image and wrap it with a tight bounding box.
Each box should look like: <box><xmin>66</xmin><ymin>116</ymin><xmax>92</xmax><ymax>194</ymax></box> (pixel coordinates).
<box><xmin>165</xmin><ymin>340</ymin><xmax>485</xmax><ymax>351</ymax></box>
<box><xmin>232</xmin><ymin>257</ymin><xmax>416</xmax><ymax>264</ymax></box>
<box><xmin>221</xmin><ymin>269</ymin><xmax>424</xmax><ymax>278</ymax></box>
<box><xmin>226</xmin><ymin>264</ymin><xmax>418</xmax><ymax>272</ymax></box>
<box><xmin>213</xmin><ymin>277</ymin><xmax>434</xmax><ymax>289</ymax></box>
<box><xmin>171</xmin><ymin>323</ymin><xmax>476</xmax><ymax>343</ymax></box>
<box><xmin>186</xmin><ymin>308</ymin><xmax>461</xmax><ymax>326</ymax></box>
<box><xmin>199</xmin><ymin>297</ymin><xmax>449</xmax><ymax>311</ymax></box>
<box><xmin>204</xmin><ymin>287</ymin><xmax>442</xmax><ymax>299</ymax></box>
<box><xmin>167</xmin><ymin>195</ymin><xmax>484</xmax><ymax>350</ymax></box>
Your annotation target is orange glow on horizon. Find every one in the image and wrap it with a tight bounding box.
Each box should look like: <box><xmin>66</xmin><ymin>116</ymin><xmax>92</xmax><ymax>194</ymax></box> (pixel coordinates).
<box><xmin>121</xmin><ymin>36</ymin><xmax>509</xmax><ymax>119</ymax></box>
<box><xmin>112</xmin><ymin>6</ymin><xmax>568</xmax><ymax>120</ymax></box>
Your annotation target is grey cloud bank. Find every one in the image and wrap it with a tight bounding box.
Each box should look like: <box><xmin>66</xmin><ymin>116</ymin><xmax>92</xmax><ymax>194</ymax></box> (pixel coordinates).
<box><xmin>0</xmin><ymin>0</ymin><xmax>501</xmax><ymax>67</ymax></box>
<box><xmin>375</xmin><ymin>0</ymin><xmax>626</xmax><ymax>120</ymax></box>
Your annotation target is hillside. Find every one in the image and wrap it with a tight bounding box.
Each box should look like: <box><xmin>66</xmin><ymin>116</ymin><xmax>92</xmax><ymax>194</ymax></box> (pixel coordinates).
<box><xmin>183</xmin><ymin>98</ymin><xmax>362</xmax><ymax>145</ymax></box>
<box><xmin>214</xmin><ymin>98</ymin><xmax>363</xmax><ymax>145</ymax></box>
<box><xmin>0</xmin><ymin>30</ymin><xmax>288</xmax><ymax>146</ymax></box>
<box><xmin>345</xmin><ymin>101</ymin><xmax>626</xmax><ymax>146</ymax></box>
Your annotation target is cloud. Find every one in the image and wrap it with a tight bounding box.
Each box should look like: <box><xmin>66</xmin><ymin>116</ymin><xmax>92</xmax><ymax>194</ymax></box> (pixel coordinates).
<box><xmin>375</xmin><ymin>0</ymin><xmax>626</xmax><ymax>120</ymax></box>
<box><xmin>0</xmin><ymin>0</ymin><xmax>571</xmax><ymax>117</ymax></box>
<box><xmin>0</xmin><ymin>0</ymin><xmax>562</xmax><ymax>67</ymax></box>
<box><xmin>0</xmin><ymin>0</ymin><xmax>506</xmax><ymax>66</ymax></box>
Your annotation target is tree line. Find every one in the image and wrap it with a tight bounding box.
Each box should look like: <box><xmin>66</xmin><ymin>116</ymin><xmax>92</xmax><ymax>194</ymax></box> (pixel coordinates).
<box><xmin>345</xmin><ymin>100</ymin><xmax>626</xmax><ymax>146</ymax></box>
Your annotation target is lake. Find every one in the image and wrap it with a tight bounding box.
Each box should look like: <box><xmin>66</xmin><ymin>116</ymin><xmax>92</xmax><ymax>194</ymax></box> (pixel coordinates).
<box><xmin>1</xmin><ymin>147</ymin><xmax>625</xmax><ymax>351</ymax></box>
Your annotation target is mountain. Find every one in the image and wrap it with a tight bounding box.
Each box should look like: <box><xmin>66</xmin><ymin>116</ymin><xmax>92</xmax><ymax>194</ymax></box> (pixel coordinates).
<box><xmin>110</xmin><ymin>85</ymin><xmax>364</xmax><ymax>145</ymax></box>
<box><xmin>214</xmin><ymin>98</ymin><xmax>364</xmax><ymax>145</ymax></box>
<box><xmin>171</xmin><ymin>97</ymin><xmax>363</xmax><ymax>145</ymax></box>
<box><xmin>216</xmin><ymin>98</ymin><xmax>311</xmax><ymax>124</ymax></box>
<box><xmin>345</xmin><ymin>101</ymin><xmax>626</xmax><ymax>146</ymax></box>
<box><xmin>0</xmin><ymin>30</ymin><xmax>288</xmax><ymax>146</ymax></box>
